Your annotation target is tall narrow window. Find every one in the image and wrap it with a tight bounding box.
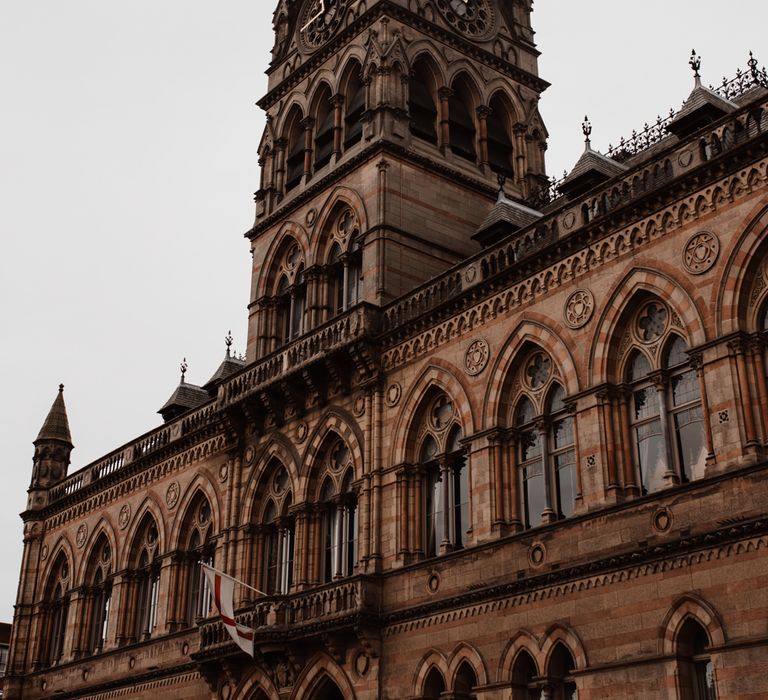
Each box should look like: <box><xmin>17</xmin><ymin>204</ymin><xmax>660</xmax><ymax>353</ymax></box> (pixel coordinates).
<box><xmin>342</xmin><ymin>471</ymin><xmax>358</xmax><ymax>576</ymax></box>
<box><xmin>133</xmin><ymin>520</ymin><xmax>160</xmax><ymax>641</ymax></box>
<box><xmin>678</xmin><ymin>619</ymin><xmax>717</xmax><ymax>700</ymax></box>
<box><xmin>665</xmin><ymin>336</ymin><xmax>706</xmax><ymax>482</ymax></box>
<box><xmin>284</xmin><ymin>107</ymin><xmax>305</xmax><ymax>192</ymax></box>
<box><xmin>344</xmin><ymin>71</ymin><xmax>365</xmax><ymax>148</ymax></box>
<box><xmin>516</xmin><ymin>396</ymin><xmax>545</xmax><ymax>529</ymax></box>
<box><xmin>408</xmin><ymin>60</ymin><xmax>438</xmax><ymax>144</ymax></box>
<box><xmin>314</xmin><ymin>88</ymin><xmax>334</xmax><ymax>169</ymax></box>
<box><xmin>185</xmin><ymin>497</ymin><xmax>214</xmax><ymax>626</ymax></box>
<box><xmin>87</xmin><ymin>538</ymin><xmax>112</xmax><ymax>654</ymax></box>
<box><xmin>419</xmin><ymin>394</ymin><xmax>468</xmax><ymax>556</ymax></box>
<box><xmin>261</xmin><ymin>488</ymin><xmax>294</xmax><ymax>595</ymax></box>
<box><xmin>449</xmin><ymin>79</ymin><xmax>477</xmax><ymax>161</ymax></box>
<box><xmin>548</xmin><ymin>644</ymin><xmax>578</xmax><ymax>700</ymax></box>
<box><xmin>511</xmin><ymin>650</ymin><xmax>540</xmax><ymax>700</ymax></box>
<box><xmin>45</xmin><ymin>554</ymin><xmax>70</xmax><ymax>666</ymax></box>
<box><xmin>487</xmin><ymin>94</ymin><xmax>515</xmax><ymax>178</ymax></box>
<box><xmin>328</xmin><ymin>244</ymin><xmax>345</xmax><ymax>316</ymax></box>
<box><xmin>549</xmin><ymin>385</ymin><xmax>576</xmax><ymax>519</ymax></box>
<box><xmin>320</xmin><ymin>478</ymin><xmax>338</xmax><ymax>583</ymax></box>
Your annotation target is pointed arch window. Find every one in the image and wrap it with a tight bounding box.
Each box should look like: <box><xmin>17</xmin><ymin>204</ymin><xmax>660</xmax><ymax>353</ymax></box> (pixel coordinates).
<box><xmin>133</xmin><ymin>522</ymin><xmax>160</xmax><ymax>641</ymax></box>
<box><xmin>319</xmin><ymin>444</ymin><xmax>358</xmax><ymax>583</ymax></box>
<box><xmin>344</xmin><ymin>71</ymin><xmax>366</xmax><ymax>149</ymax></box>
<box><xmin>547</xmin><ymin>644</ymin><xmax>578</xmax><ymax>700</ymax></box>
<box><xmin>420</xmin><ymin>395</ymin><xmax>469</xmax><ymax>557</ymax></box>
<box><xmin>487</xmin><ymin>94</ymin><xmax>515</xmax><ymax>178</ymax></box>
<box><xmin>314</xmin><ymin>88</ymin><xmax>335</xmax><ymax>170</ymax></box>
<box><xmin>45</xmin><ymin>554</ymin><xmax>70</xmax><ymax>666</ymax></box>
<box><xmin>276</xmin><ymin>257</ymin><xmax>307</xmax><ymax>344</ymax></box>
<box><xmin>261</xmin><ymin>480</ymin><xmax>295</xmax><ymax>595</ymax></box>
<box><xmin>511</xmin><ymin>650</ymin><xmax>540</xmax><ymax>700</ymax></box>
<box><xmin>185</xmin><ymin>498</ymin><xmax>215</xmax><ymax>626</ymax></box>
<box><xmin>87</xmin><ymin>537</ymin><xmax>112</xmax><ymax>654</ymax></box>
<box><xmin>625</xmin><ymin>312</ymin><xmax>707</xmax><ymax>494</ymax></box>
<box><xmin>284</xmin><ymin>108</ymin><xmax>306</xmax><ymax>192</ymax></box>
<box><xmin>326</xmin><ymin>211</ymin><xmax>362</xmax><ymax>318</ymax></box>
<box><xmin>513</xmin><ymin>352</ymin><xmax>578</xmax><ymax>529</ymax></box>
<box><xmin>677</xmin><ymin>619</ymin><xmax>718</xmax><ymax>700</ymax></box>
<box><xmin>449</xmin><ymin>80</ymin><xmax>477</xmax><ymax>161</ymax></box>
<box><xmin>408</xmin><ymin>61</ymin><xmax>438</xmax><ymax>144</ymax></box>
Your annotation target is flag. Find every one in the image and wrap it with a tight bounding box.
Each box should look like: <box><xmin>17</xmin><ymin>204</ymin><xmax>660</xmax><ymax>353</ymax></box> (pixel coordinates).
<box><xmin>201</xmin><ymin>564</ymin><xmax>255</xmax><ymax>657</ymax></box>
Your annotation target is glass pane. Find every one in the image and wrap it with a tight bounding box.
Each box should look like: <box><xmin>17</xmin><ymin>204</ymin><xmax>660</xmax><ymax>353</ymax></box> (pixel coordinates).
<box><xmin>523</xmin><ymin>465</ymin><xmax>545</xmax><ymax>528</ymax></box>
<box><xmin>515</xmin><ymin>396</ymin><xmax>536</xmax><ymax>427</ymax></box>
<box><xmin>627</xmin><ymin>351</ymin><xmax>651</xmax><ymax>382</ymax></box>
<box><xmin>637</xmin><ymin>419</ymin><xmax>667</xmax><ymax>494</ymax></box>
<box><xmin>548</xmin><ymin>384</ymin><xmax>566</xmax><ymax>413</ymax></box>
<box><xmin>553</xmin><ymin>416</ymin><xmax>573</xmax><ymax>450</ymax></box>
<box><xmin>520</xmin><ymin>431</ymin><xmax>542</xmax><ymax>462</ymax></box>
<box><xmin>665</xmin><ymin>335</ymin><xmax>688</xmax><ymax>368</ymax></box>
<box><xmin>555</xmin><ymin>450</ymin><xmax>577</xmax><ymax>519</ymax></box>
<box><xmin>634</xmin><ymin>387</ymin><xmax>659</xmax><ymax>421</ymax></box>
<box><xmin>453</xmin><ymin>460</ymin><xmax>469</xmax><ymax>548</ymax></box>
<box><xmin>672</xmin><ymin>370</ymin><xmax>700</xmax><ymax>407</ymax></box>
<box><xmin>675</xmin><ymin>406</ymin><xmax>707</xmax><ymax>482</ymax></box>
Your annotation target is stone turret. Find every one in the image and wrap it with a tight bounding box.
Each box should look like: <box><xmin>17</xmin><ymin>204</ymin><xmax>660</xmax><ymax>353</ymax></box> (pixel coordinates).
<box><xmin>30</xmin><ymin>385</ymin><xmax>73</xmax><ymax>496</ymax></box>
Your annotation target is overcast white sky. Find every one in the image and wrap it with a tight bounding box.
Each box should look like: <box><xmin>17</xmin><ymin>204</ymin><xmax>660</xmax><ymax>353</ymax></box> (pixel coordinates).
<box><xmin>0</xmin><ymin>1</ymin><xmax>765</xmax><ymax>623</ymax></box>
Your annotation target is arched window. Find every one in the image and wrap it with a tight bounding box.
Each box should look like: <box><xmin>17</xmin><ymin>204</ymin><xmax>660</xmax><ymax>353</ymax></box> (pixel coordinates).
<box><xmin>624</xmin><ymin>303</ymin><xmax>706</xmax><ymax>493</ymax></box>
<box><xmin>325</xmin><ymin>209</ymin><xmax>362</xmax><ymax>318</ymax></box>
<box><xmin>318</xmin><ymin>441</ymin><xmax>358</xmax><ymax>583</ymax></box>
<box><xmin>423</xmin><ymin>667</ymin><xmax>446</xmax><ymax>700</ymax></box>
<box><xmin>184</xmin><ymin>497</ymin><xmax>215</xmax><ymax>626</ymax></box>
<box><xmin>132</xmin><ymin>518</ymin><xmax>160</xmax><ymax>641</ymax></box>
<box><xmin>314</xmin><ymin>85</ymin><xmax>334</xmax><ymax>170</ymax></box>
<box><xmin>420</xmin><ymin>395</ymin><xmax>469</xmax><ymax>556</ymax></box>
<box><xmin>284</xmin><ymin>106</ymin><xmax>305</xmax><ymax>191</ymax></box>
<box><xmin>86</xmin><ymin>536</ymin><xmax>112</xmax><ymax>654</ymax></box>
<box><xmin>511</xmin><ymin>650</ymin><xmax>539</xmax><ymax>700</ymax></box>
<box><xmin>274</xmin><ymin>243</ymin><xmax>307</xmax><ymax>344</ymax></box>
<box><xmin>45</xmin><ymin>553</ymin><xmax>70</xmax><ymax>666</ymax></box>
<box><xmin>344</xmin><ymin>65</ymin><xmax>365</xmax><ymax>149</ymax></box>
<box><xmin>454</xmin><ymin>661</ymin><xmax>478</xmax><ymax>699</ymax></box>
<box><xmin>449</xmin><ymin>77</ymin><xmax>477</xmax><ymax>161</ymax></box>
<box><xmin>677</xmin><ymin>619</ymin><xmax>718</xmax><ymax>699</ymax></box>
<box><xmin>547</xmin><ymin>644</ymin><xmax>577</xmax><ymax>700</ymax></box>
<box><xmin>513</xmin><ymin>352</ymin><xmax>578</xmax><ymax>529</ymax></box>
<box><xmin>409</xmin><ymin>59</ymin><xmax>438</xmax><ymax>144</ymax></box>
<box><xmin>260</xmin><ymin>465</ymin><xmax>295</xmax><ymax>595</ymax></box>
<box><xmin>488</xmin><ymin>93</ymin><xmax>515</xmax><ymax>178</ymax></box>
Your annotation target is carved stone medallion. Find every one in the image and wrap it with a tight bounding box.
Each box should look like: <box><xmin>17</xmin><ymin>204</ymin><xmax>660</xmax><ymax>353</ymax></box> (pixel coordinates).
<box><xmin>119</xmin><ymin>504</ymin><xmax>131</xmax><ymax>530</ymax></box>
<box><xmin>296</xmin><ymin>422</ymin><xmax>309</xmax><ymax>444</ymax></box>
<box><xmin>166</xmin><ymin>481</ymin><xmax>180</xmax><ymax>510</ymax></box>
<box><xmin>464</xmin><ymin>338</ymin><xmax>490</xmax><ymax>376</ymax></box>
<box><xmin>563</xmin><ymin>289</ymin><xmax>595</xmax><ymax>329</ymax></box>
<box><xmin>386</xmin><ymin>383</ymin><xmax>402</xmax><ymax>407</ymax></box>
<box><xmin>353</xmin><ymin>393</ymin><xmax>366</xmax><ymax>417</ymax></box>
<box><xmin>683</xmin><ymin>230</ymin><xmax>720</xmax><ymax>275</ymax></box>
<box><xmin>219</xmin><ymin>462</ymin><xmax>229</xmax><ymax>483</ymax></box>
<box><xmin>41</xmin><ymin>544</ymin><xmax>49</xmax><ymax>561</ymax></box>
<box><xmin>76</xmin><ymin>523</ymin><xmax>88</xmax><ymax>549</ymax></box>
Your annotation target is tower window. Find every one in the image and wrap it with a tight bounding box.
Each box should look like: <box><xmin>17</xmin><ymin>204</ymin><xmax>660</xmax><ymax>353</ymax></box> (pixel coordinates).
<box><xmin>448</xmin><ymin>80</ymin><xmax>477</xmax><ymax>161</ymax></box>
<box><xmin>409</xmin><ymin>61</ymin><xmax>438</xmax><ymax>144</ymax></box>
<box><xmin>344</xmin><ymin>78</ymin><xmax>365</xmax><ymax>149</ymax></box>
<box><xmin>488</xmin><ymin>95</ymin><xmax>515</xmax><ymax>178</ymax></box>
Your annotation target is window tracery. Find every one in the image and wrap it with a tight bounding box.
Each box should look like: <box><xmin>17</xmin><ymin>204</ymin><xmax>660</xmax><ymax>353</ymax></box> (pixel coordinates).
<box><xmin>275</xmin><ymin>243</ymin><xmax>307</xmax><ymax>343</ymax></box>
<box><xmin>259</xmin><ymin>463</ymin><xmax>295</xmax><ymax>595</ymax></box>
<box><xmin>325</xmin><ymin>209</ymin><xmax>362</xmax><ymax>318</ymax></box>
<box><xmin>318</xmin><ymin>461</ymin><xmax>357</xmax><ymax>583</ymax></box>
<box><xmin>132</xmin><ymin>518</ymin><xmax>160</xmax><ymax>641</ymax></box>
<box><xmin>183</xmin><ymin>496</ymin><xmax>215</xmax><ymax>626</ymax></box>
<box><xmin>44</xmin><ymin>552</ymin><xmax>70</xmax><ymax>666</ymax></box>
<box><xmin>418</xmin><ymin>394</ymin><xmax>468</xmax><ymax>556</ymax></box>
<box><xmin>511</xmin><ymin>351</ymin><xmax>577</xmax><ymax>529</ymax></box>
<box><xmin>86</xmin><ymin>536</ymin><xmax>112</xmax><ymax>654</ymax></box>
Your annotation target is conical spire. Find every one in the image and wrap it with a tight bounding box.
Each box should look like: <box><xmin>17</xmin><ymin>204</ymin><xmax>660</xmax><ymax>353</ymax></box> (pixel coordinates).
<box><xmin>35</xmin><ymin>384</ymin><xmax>73</xmax><ymax>446</ymax></box>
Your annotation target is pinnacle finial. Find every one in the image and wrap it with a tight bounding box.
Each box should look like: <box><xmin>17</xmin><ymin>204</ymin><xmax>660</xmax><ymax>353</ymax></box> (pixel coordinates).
<box><xmin>59</xmin><ymin>383</ymin><xmax>64</xmax><ymax>393</ymax></box>
<box><xmin>748</xmin><ymin>50</ymin><xmax>759</xmax><ymax>80</ymax></box>
<box><xmin>690</xmin><ymin>49</ymin><xmax>702</xmax><ymax>84</ymax></box>
<box><xmin>225</xmin><ymin>330</ymin><xmax>234</xmax><ymax>358</ymax></box>
<box><xmin>582</xmin><ymin>116</ymin><xmax>592</xmax><ymax>149</ymax></box>
<box><xmin>180</xmin><ymin>358</ymin><xmax>188</xmax><ymax>383</ymax></box>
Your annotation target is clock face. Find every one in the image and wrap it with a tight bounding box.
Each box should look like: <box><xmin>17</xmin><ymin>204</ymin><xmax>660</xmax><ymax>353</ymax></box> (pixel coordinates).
<box><xmin>435</xmin><ymin>0</ymin><xmax>495</xmax><ymax>38</ymax></box>
<box><xmin>301</xmin><ymin>0</ymin><xmax>349</xmax><ymax>48</ymax></box>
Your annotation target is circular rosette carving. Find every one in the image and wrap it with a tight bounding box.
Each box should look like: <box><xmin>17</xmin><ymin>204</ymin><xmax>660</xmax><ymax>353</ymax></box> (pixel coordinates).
<box><xmin>119</xmin><ymin>504</ymin><xmax>131</xmax><ymax>530</ymax></box>
<box><xmin>464</xmin><ymin>338</ymin><xmax>490</xmax><ymax>376</ymax></box>
<box><xmin>434</xmin><ymin>0</ymin><xmax>496</xmax><ymax>39</ymax></box>
<box><xmin>386</xmin><ymin>383</ymin><xmax>402</xmax><ymax>407</ymax></box>
<box><xmin>683</xmin><ymin>231</ymin><xmax>720</xmax><ymax>275</ymax></box>
<box><xmin>166</xmin><ymin>481</ymin><xmax>180</xmax><ymax>510</ymax></box>
<box><xmin>76</xmin><ymin>523</ymin><xmax>88</xmax><ymax>549</ymax></box>
<box><xmin>564</xmin><ymin>289</ymin><xmax>595</xmax><ymax>329</ymax></box>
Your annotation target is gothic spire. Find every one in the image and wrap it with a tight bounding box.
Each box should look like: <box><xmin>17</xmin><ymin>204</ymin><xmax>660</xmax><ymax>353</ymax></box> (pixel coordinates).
<box><xmin>35</xmin><ymin>384</ymin><xmax>73</xmax><ymax>447</ymax></box>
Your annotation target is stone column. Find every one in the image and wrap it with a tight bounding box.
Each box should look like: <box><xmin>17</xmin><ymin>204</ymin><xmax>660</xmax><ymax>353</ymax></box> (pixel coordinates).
<box><xmin>537</xmin><ymin>420</ymin><xmax>556</xmax><ymax>524</ymax></box>
<box><xmin>438</xmin><ymin>87</ymin><xmax>452</xmax><ymax>152</ymax></box>
<box><xmin>618</xmin><ymin>388</ymin><xmax>640</xmax><ymax>496</ymax></box>
<box><xmin>332</xmin><ymin>93</ymin><xmax>344</xmax><ymax>162</ymax></box>
<box><xmin>477</xmin><ymin>105</ymin><xmax>490</xmax><ymax>170</ymax></box>
<box><xmin>729</xmin><ymin>339</ymin><xmax>758</xmax><ymax>450</ymax></box>
<box><xmin>301</xmin><ymin>116</ymin><xmax>315</xmax><ymax>181</ymax></box>
<box><xmin>749</xmin><ymin>337</ymin><xmax>768</xmax><ymax>444</ymax></box>
<box><xmin>507</xmin><ymin>434</ymin><xmax>523</xmax><ymax>532</ymax></box>
<box><xmin>690</xmin><ymin>354</ymin><xmax>716</xmax><ymax>464</ymax></box>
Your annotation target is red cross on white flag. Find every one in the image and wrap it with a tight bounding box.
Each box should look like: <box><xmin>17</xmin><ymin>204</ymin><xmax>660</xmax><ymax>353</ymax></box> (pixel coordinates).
<box><xmin>201</xmin><ymin>563</ymin><xmax>260</xmax><ymax>657</ymax></box>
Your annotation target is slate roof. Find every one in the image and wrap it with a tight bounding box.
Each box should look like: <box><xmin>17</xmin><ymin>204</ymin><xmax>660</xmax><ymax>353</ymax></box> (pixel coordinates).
<box><xmin>204</xmin><ymin>353</ymin><xmax>246</xmax><ymax>392</ymax></box>
<box><xmin>158</xmin><ymin>381</ymin><xmax>210</xmax><ymax>421</ymax></box>
<box><xmin>36</xmin><ymin>385</ymin><xmax>73</xmax><ymax>445</ymax></box>
<box><xmin>559</xmin><ymin>146</ymin><xmax>628</xmax><ymax>198</ymax></box>
<box><xmin>667</xmin><ymin>82</ymin><xmax>737</xmax><ymax>138</ymax></box>
<box><xmin>474</xmin><ymin>191</ymin><xmax>542</xmax><ymax>245</ymax></box>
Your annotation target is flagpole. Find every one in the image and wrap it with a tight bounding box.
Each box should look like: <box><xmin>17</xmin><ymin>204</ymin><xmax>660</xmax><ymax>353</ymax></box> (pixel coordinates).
<box><xmin>200</xmin><ymin>562</ymin><xmax>267</xmax><ymax>597</ymax></box>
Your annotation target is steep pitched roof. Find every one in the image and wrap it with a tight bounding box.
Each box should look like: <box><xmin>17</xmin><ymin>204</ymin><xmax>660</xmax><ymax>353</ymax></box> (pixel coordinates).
<box><xmin>559</xmin><ymin>146</ymin><xmax>628</xmax><ymax>199</ymax></box>
<box><xmin>36</xmin><ymin>384</ymin><xmax>73</xmax><ymax>446</ymax></box>
<box><xmin>158</xmin><ymin>381</ymin><xmax>210</xmax><ymax>422</ymax></box>
<box><xmin>203</xmin><ymin>353</ymin><xmax>246</xmax><ymax>393</ymax></box>
<box><xmin>473</xmin><ymin>191</ymin><xmax>542</xmax><ymax>246</ymax></box>
<box><xmin>667</xmin><ymin>81</ymin><xmax>737</xmax><ymax>138</ymax></box>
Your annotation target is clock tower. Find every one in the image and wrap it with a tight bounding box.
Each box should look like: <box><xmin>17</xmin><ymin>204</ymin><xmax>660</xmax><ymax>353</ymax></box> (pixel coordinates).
<box><xmin>247</xmin><ymin>0</ymin><xmax>548</xmax><ymax>361</ymax></box>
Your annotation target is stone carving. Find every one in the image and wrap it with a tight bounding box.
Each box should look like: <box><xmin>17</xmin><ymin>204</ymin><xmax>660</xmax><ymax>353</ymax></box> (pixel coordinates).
<box><xmin>41</xmin><ymin>544</ymin><xmax>49</xmax><ymax>561</ymax></box>
<box><xmin>464</xmin><ymin>338</ymin><xmax>490</xmax><ymax>376</ymax></box>
<box><xmin>529</xmin><ymin>542</ymin><xmax>547</xmax><ymax>567</ymax></box>
<box><xmin>296</xmin><ymin>422</ymin><xmax>309</xmax><ymax>444</ymax></box>
<box><xmin>386</xmin><ymin>383</ymin><xmax>402</xmax><ymax>407</ymax></box>
<box><xmin>219</xmin><ymin>462</ymin><xmax>229</xmax><ymax>483</ymax></box>
<box><xmin>683</xmin><ymin>230</ymin><xmax>720</xmax><ymax>274</ymax></box>
<box><xmin>353</xmin><ymin>393</ymin><xmax>366</xmax><ymax>417</ymax></box>
<box><xmin>166</xmin><ymin>481</ymin><xmax>180</xmax><ymax>510</ymax></box>
<box><xmin>119</xmin><ymin>504</ymin><xmax>131</xmax><ymax>530</ymax></box>
<box><xmin>563</xmin><ymin>289</ymin><xmax>595</xmax><ymax>329</ymax></box>
<box><xmin>76</xmin><ymin>523</ymin><xmax>88</xmax><ymax>549</ymax></box>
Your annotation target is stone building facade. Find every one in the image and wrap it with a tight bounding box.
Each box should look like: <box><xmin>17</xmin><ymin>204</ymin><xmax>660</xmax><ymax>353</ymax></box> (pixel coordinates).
<box><xmin>5</xmin><ymin>1</ymin><xmax>768</xmax><ymax>698</ymax></box>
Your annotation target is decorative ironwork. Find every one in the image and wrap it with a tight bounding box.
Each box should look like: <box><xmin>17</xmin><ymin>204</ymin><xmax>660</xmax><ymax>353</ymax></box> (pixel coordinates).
<box><xmin>180</xmin><ymin>358</ymin><xmax>188</xmax><ymax>382</ymax></box>
<box><xmin>607</xmin><ymin>53</ymin><xmax>768</xmax><ymax>162</ymax></box>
